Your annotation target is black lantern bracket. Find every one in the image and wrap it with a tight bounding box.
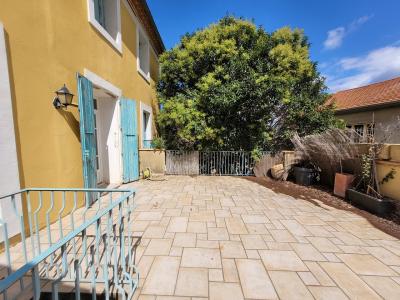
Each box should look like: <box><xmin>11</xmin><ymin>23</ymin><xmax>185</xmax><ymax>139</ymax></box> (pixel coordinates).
<box><xmin>53</xmin><ymin>84</ymin><xmax>77</xmax><ymax>109</ymax></box>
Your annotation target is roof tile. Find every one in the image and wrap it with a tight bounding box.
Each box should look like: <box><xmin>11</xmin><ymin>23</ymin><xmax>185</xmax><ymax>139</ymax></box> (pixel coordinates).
<box><xmin>328</xmin><ymin>76</ymin><xmax>400</xmax><ymax>111</ymax></box>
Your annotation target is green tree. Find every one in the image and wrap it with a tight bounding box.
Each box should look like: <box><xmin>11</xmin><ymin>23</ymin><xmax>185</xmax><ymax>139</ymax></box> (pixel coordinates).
<box><xmin>157</xmin><ymin>16</ymin><xmax>338</xmax><ymax>151</ymax></box>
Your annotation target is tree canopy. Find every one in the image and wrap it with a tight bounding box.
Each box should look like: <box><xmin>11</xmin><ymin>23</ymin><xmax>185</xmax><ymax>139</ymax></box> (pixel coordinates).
<box><xmin>156</xmin><ymin>17</ymin><xmax>339</xmax><ymax>151</ymax></box>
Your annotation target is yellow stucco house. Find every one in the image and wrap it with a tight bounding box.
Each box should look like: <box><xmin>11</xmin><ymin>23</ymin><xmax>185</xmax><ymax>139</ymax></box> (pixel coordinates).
<box><xmin>0</xmin><ymin>0</ymin><xmax>164</xmax><ymax>194</ymax></box>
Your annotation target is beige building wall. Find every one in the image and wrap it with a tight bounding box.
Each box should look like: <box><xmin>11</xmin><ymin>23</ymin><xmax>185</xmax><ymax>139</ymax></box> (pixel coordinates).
<box><xmin>139</xmin><ymin>150</ymin><xmax>165</xmax><ymax>175</ymax></box>
<box><xmin>337</xmin><ymin>106</ymin><xmax>400</xmax><ymax>143</ymax></box>
<box><xmin>376</xmin><ymin>144</ymin><xmax>400</xmax><ymax>201</ymax></box>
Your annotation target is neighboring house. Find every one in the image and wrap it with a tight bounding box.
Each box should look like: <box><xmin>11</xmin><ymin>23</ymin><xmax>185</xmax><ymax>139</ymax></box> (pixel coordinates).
<box><xmin>0</xmin><ymin>0</ymin><xmax>164</xmax><ymax>196</ymax></box>
<box><xmin>328</xmin><ymin>76</ymin><xmax>400</xmax><ymax>143</ymax></box>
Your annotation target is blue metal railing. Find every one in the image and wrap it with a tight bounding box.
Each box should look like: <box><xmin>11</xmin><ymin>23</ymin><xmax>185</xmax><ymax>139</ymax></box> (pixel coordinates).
<box><xmin>142</xmin><ymin>140</ymin><xmax>153</xmax><ymax>149</ymax></box>
<box><xmin>0</xmin><ymin>188</ymin><xmax>138</xmax><ymax>299</ymax></box>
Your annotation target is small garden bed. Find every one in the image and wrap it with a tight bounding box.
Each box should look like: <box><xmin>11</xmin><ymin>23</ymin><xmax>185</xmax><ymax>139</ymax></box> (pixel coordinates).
<box><xmin>346</xmin><ymin>188</ymin><xmax>394</xmax><ymax>217</ymax></box>
<box><xmin>245</xmin><ymin>176</ymin><xmax>400</xmax><ymax>239</ymax></box>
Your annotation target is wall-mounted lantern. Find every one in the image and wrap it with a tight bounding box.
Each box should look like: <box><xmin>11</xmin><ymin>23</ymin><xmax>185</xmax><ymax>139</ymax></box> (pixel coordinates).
<box><xmin>53</xmin><ymin>84</ymin><xmax>74</xmax><ymax>109</ymax></box>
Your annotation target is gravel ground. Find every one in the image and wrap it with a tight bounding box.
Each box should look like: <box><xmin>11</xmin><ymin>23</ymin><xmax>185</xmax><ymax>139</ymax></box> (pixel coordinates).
<box><xmin>244</xmin><ymin>176</ymin><xmax>400</xmax><ymax>239</ymax></box>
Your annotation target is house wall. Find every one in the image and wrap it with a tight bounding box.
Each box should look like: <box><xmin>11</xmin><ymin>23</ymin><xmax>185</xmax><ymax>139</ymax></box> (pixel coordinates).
<box><xmin>376</xmin><ymin>144</ymin><xmax>400</xmax><ymax>202</ymax></box>
<box><xmin>139</xmin><ymin>149</ymin><xmax>165</xmax><ymax>175</ymax></box>
<box><xmin>0</xmin><ymin>0</ymin><xmax>159</xmax><ymax>192</ymax></box>
<box><xmin>336</xmin><ymin>106</ymin><xmax>400</xmax><ymax>143</ymax></box>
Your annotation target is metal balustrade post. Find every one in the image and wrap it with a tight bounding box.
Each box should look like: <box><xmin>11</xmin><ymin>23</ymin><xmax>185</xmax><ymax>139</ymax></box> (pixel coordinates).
<box><xmin>32</xmin><ymin>266</ymin><xmax>40</xmax><ymax>300</ymax></box>
<box><xmin>0</xmin><ymin>188</ymin><xmax>135</xmax><ymax>299</ymax></box>
<box><xmin>74</xmin><ymin>259</ymin><xmax>81</xmax><ymax>300</ymax></box>
<box><xmin>34</xmin><ymin>191</ymin><xmax>43</xmax><ymax>255</ymax></box>
<box><xmin>90</xmin><ymin>245</ymin><xmax>96</xmax><ymax>300</ymax></box>
<box><xmin>46</xmin><ymin>192</ymin><xmax>55</xmax><ymax>246</ymax></box>
<box><xmin>26</xmin><ymin>191</ymin><xmax>36</xmax><ymax>258</ymax></box>
<box><xmin>57</xmin><ymin>191</ymin><xmax>66</xmax><ymax>239</ymax></box>
<box><xmin>102</xmin><ymin>234</ymin><xmax>110</xmax><ymax>300</ymax></box>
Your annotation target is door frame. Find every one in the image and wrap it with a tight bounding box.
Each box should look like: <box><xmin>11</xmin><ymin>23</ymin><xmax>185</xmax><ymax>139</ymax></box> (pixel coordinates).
<box><xmin>83</xmin><ymin>68</ymin><xmax>123</xmax><ymax>184</ymax></box>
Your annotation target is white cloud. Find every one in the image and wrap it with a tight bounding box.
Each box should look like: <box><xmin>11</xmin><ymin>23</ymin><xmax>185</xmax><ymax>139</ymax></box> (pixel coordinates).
<box><xmin>323</xmin><ymin>15</ymin><xmax>373</xmax><ymax>50</ymax></box>
<box><xmin>348</xmin><ymin>15</ymin><xmax>372</xmax><ymax>32</ymax></box>
<box><xmin>324</xmin><ymin>27</ymin><xmax>345</xmax><ymax>50</ymax></box>
<box><xmin>326</xmin><ymin>46</ymin><xmax>400</xmax><ymax>91</ymax></box>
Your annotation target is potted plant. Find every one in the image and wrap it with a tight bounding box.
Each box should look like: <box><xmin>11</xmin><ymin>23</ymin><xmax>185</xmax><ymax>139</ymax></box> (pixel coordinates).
<box><xmin>333</xmin><ymin>159</ymin><xmax>354</xmax><ymax>198</ymax></box>
<box><xmin>293</xmin><ymin>162</ymin><xmax>319</xmax><ymax>186</ymax></box>
<box><xmin>347</xmin><ymin>144</ymin><xmax>395</xmax><ymax>216</ymax></box>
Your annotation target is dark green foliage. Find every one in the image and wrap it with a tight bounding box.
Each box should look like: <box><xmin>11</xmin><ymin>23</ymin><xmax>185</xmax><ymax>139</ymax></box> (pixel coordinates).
<box><xmin>157</xmin><ymin>16</ymin><xmax>339</xmax><ymax>151</ymax></box>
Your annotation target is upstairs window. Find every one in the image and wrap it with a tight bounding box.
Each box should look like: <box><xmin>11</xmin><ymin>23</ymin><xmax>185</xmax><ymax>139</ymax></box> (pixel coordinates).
<box><xmin>88</xmin><ymin>0</ymin><xmax>122</xmax><ymax>52</ymax></box>
<box><xmin>137</xmin><ymin>29</ymin><xmax>150</xmax><ymax>81</ymax></box>
<box><xmin>94</xmin><ymin>0</ymin><xmax>106</xmax><ymax>28</ymax></box>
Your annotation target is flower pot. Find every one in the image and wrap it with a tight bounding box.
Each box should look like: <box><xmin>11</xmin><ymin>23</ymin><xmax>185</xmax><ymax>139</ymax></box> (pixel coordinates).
<box><xmin>346</xmin><ymin>188</ymin><xmax>394</xmax><ymax>217</ymax></box>
<box><xmin>294</xmin><ymin>167</ymin><xmax>315</xmax><ymax>186</ymax></box>
<box><xmin>334</xmin><ymin>173</ymin><xmax>354</xmax><ymax>198</ymax></box>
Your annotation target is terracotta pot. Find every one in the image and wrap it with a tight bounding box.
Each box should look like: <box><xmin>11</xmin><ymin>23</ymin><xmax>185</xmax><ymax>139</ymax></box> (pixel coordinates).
<box><xmin>334</xmin><ymin>173</ymin><xmax>354</xmax><ymax>198</ymax></box>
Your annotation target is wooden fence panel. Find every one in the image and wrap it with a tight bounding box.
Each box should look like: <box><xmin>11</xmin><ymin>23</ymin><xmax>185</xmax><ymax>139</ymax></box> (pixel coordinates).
<box><xmin>253</xmin><ymin>153</ymin><xmax>283</xmax><ymax>177</ymax></box>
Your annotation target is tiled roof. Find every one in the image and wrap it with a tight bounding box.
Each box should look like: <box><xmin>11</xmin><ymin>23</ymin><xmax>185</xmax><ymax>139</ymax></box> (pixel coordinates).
<box><xmin>328</xmin><ymin>76</ymin><xmax>400</xmax><ymax>112</ymax></box>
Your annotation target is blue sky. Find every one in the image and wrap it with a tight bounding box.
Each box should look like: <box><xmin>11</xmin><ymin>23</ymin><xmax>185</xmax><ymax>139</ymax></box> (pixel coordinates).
<box><xmin>147</xmin><ymin>0</ymin><xmax>400</xmax><ymax>92</ymax></box>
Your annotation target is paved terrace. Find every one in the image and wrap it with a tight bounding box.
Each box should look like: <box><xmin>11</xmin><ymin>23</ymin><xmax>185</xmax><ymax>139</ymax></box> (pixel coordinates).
<box><xmin>127</xmin><ymin>176</ymin><xmax>400</xmax><ymax>300</ymax></box>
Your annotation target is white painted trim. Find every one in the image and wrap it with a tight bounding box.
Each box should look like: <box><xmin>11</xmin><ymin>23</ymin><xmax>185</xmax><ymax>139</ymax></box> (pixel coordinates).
<box><xmin>140</xmin><ymin>101</ymin><xmax>153</xmax><ymax>147</ymax></box>
<box><xmin>83</xmin><ymin>69</ymin><xmax>123</xmax><ymax>183</ymax></box>
<box><xmin>125</xmin><ymin>0</ymin><xmax>151</xmax><ymax>83</ymax></box>
<box><xmin>0</xmin><ymin>22</ymin><xmax>22</xmax><ymax>239</ymax></box>
<box><xmin>136</xmin><ymin>26</ymin><xmax>151</xmax><ymax>83</ymax></box>
<box><xmin>138</xmin><ymin>65</ymin><xmax>151</xmax><ymax>83</ymax></box>
<box><xmin>122</xmin><ymin>0</ymin><xmax>159</xmax><ymax>57</ymax></box>
<box><xmin>115</xmin><ymin>97</ymin><xmax>123</xmax><ymax>183</ymax></box>
<box><xmin>87</xmin><ymin>0</ymin><xmax>122</xmax><ymax>53</ymax></box>
<box><xmin>84</xmin><ymin>68</ymin><xmax>122</xmax><ymax>97</ymax></box>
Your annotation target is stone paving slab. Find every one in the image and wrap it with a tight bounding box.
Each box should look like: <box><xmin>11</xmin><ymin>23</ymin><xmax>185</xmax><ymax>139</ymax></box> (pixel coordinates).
<box><xmin>127</xmin><ymin>176</ymin><xmax>400</xmax><ymax>299</ymax></box>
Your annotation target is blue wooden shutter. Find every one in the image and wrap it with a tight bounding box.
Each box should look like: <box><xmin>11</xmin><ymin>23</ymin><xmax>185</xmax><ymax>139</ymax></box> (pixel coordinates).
<box><xmin>120</xmin><ymin>98</ymin><xmax>139</xmax><ymax>182</ymax></box>
<box><xmin>77</xmin><ymin>74</ymin><xmax>97</xmax><ymax>190</ymax></box>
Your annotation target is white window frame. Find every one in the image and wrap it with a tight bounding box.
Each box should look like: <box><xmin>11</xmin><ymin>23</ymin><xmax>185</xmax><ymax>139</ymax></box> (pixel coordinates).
<box><xmin>87</xmin><ymin>0</ymin><xmax>122</xmax><ymax>53</ymax></box>
<box><xmin>136</xmin><ymin>26</ymin><xmax>151</xmax><ymax>82</ymax></box>
<box><xmin>122</xmin><ymin>0</ymin><xmax>155</xmax><ymax>83</ymax></box>
<box><xmin>140</xmin><ymin>102</ymin><xmax>153</xmax><ymax>147</ymax></box>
